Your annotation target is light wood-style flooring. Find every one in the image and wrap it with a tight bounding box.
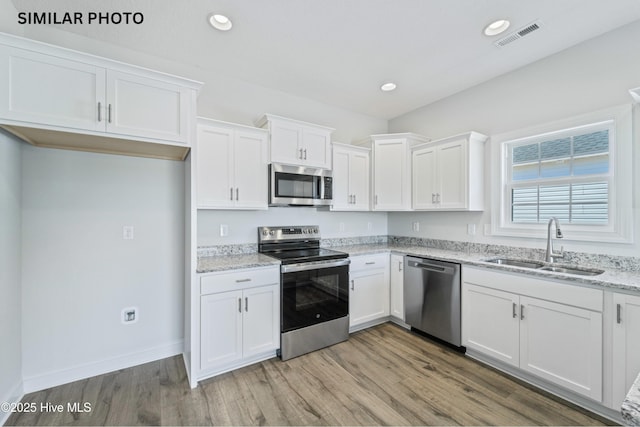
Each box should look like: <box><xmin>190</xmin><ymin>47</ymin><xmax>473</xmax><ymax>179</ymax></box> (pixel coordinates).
<box><xmin>7</xmin><ymin>323</ymin><xmax>611</xmax><ymax>426</ymax></box>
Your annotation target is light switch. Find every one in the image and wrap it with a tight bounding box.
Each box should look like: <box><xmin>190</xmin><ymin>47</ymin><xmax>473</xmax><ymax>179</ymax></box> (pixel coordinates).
<box><xmin>123</xmin><ymin>226</ymin><xmax>134</xmax><ymax>240</ymax></box>
<box><xmin>220</xmin><ymin>224</ymin><xmax>229</xmax><ymax>237</ymax></box>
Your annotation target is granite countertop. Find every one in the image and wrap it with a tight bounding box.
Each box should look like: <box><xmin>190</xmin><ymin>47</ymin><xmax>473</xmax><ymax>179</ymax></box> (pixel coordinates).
<box><xmin>623</xmin><ymin>374</ymin><xmax>640</xmax><ymax>426</ymax></box>
<box><xmin>337</xmin><ymin>243</ymin><xmax>640</xmax><ymax>293</ymax></box>
<box><xmin>197</xmin><ymin>253</ymin><xmax>280</xmax><ymax>273</ymax></box>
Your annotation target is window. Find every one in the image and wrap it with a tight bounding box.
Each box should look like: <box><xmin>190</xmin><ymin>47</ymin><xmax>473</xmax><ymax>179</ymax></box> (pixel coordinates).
<box><xmin>508</xmin><ymin>123</ymin><xmax>611</xmax><ymax>225</ymax></box>
<box><xmin>491</xmin><ymin>105</ymin><xmax>633</xmax><ymax>243</ymax></box>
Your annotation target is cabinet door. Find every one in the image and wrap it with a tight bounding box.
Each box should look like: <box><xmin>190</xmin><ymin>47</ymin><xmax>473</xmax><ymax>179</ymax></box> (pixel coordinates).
<box><xmin>0</xmin><ymin>45</ymin><xmax>105</xmax><ymax>132</ymax></box>
<box><xmin>412</xmin><ymin>146</ymin><xmax>437</xmax><ymax>210</ymax></box>
<box><xmin>520</xmin><ymin>296</ymin><xmax>602</xmax><ymax>401</ymax></box>
<box><xmin>233</xmin><ymin>130</ymin><xmax>268</xmax><ymax>209</ymax></box>
<box><xmin>437</xmin><ymin>139</ymin><xmax>467</xmax><ymax>209</ymax></box>
<box><xmin>302</xmin><ymin>127</ymin><xmax>331</xmax><ymax>169</ymax></box>
<box><xmin>196</xmin><ymin>125</ymin><xmax>234</xmax><ymax>208</ymax></box>
<box><xmin>389</xmin><ymin>254</ymin><xmax>404</xmax><ymax>320</ymax></box>
<box><xmin>200</xmin><ymin>291</ymin><xmax>243</xmax><ymax>371</ymax></box>
<box><xmin>374</xmin><ymin>140</ymin><xmax>408</xmax><ymax>210</ymax></box>
<box><xmin>350</xmin><ymin>150</ymin><xmax>370</xmax><ymax>210</ymax></box>
<box><xmin>331</xmin><ymin>147</ymin><xmax>351</xmax><ymax>210</ymax></box>
<box><xmin>242</xmin><ymin>285</ymin><xmax>280</xmax><ymax>358</ymax></box>
<box><xmin>106</xmin><ymin>70</ymin><xmax>189</xmax><ymax>143</ymax></box>
<box><xmin>462</xmin><ymin>283</ymin><xmax>519</xmax><ymax>367</ymax></box>
<box><xmin>612</xmin><ymin>293</ymin><xmax>640</xmax><ymax>408</ymax></box>
<box><xmin>269</xmin><ymin>120</ymin><xmax>302</xmax><ymax>165</ymax></box>
<box><xmin>350</xmin><ymin>269</ymin><xmax>390</xmax><ymax>328</ymax></box>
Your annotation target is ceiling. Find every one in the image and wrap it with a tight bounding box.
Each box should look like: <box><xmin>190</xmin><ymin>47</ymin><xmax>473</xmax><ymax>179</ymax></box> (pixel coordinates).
<box><xmin>11</xmin><ymin>0</ymin><xmax>640</xmax><ymax>119</ymax></box>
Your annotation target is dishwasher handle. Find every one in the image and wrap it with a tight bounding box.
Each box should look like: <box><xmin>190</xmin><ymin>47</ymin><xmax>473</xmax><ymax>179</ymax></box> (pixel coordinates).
<box><xmin>407</xmin><ymin>260</ymin><xmax>455</xmax><ymax>275</ymax></box>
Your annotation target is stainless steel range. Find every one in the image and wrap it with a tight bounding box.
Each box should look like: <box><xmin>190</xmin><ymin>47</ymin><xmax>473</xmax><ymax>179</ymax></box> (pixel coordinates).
<box><xmin>258</xmin><ymin>226</ymin><xmax>350</xmax><ymax>360</ymax></box>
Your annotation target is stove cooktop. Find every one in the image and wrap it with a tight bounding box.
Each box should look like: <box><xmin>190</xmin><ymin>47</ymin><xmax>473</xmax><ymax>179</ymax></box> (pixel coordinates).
<box><xmin>263</xmin><ymin>247</ymin><xmax>348</xmax><ymax>265</ymax></box>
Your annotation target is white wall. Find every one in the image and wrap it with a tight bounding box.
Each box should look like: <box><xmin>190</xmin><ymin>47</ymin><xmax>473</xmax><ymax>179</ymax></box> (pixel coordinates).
<box><xmin>199</xmin><ymin>208</ymin><xmax>387</xmax><ymax>246</ymax></box>
<box><xmin>0</xmin><ymin>130</ymin><xmax>23</xmax><ymax>419</ymax></box>
<box><xmin>20</xmin><ymin>145</ymin><xmax>185</xmax><ymax>390</ymax></box>
<box><xmin>388</xmin><ymin>20</ymin><xmax>640</xmax><ymax>256</ymax></box>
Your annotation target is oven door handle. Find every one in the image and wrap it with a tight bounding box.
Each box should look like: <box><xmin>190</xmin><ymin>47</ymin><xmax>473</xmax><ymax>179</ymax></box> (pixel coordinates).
<box><xmin>281</xmin><ymin>258</ymin><xmax>350</xmax><ymax>273</ymax></box>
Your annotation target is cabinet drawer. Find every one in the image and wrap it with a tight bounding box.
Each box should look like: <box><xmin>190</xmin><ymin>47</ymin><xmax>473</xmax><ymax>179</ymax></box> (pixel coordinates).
<box><xmin>201</xmin><ymin>267</ymin><xmax>279</xmax><ymax>295</ymax></box>
<box><xmin>463</xmin><ymin>266</ymin><xmax>603</xmax><ymax>312</ymax></box>
<box><xmin>350</xmin><ymin>253</ymin><xmax>389</xmax><ymax>272</ymax></box>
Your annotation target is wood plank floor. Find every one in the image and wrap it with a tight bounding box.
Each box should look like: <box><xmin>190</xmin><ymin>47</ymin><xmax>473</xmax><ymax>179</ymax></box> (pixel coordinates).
<box><xmin>7</xmin><ymin>323</ymin><xmax>612</xmax><ymax>426</ymax></box>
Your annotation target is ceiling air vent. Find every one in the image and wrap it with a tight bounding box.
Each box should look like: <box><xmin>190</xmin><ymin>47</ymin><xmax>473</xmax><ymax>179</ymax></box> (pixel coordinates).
<box><xmin>494</xmin><ymin>20</ymin><xmax>543</xmax><ymax>48</ymax></box>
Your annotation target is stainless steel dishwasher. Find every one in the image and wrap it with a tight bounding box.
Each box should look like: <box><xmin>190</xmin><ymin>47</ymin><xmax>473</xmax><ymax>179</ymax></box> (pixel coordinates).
<box><xmin>404</xmin><ymin>256</ymin><xmax>462</xmax><ymax>347</ymax></box>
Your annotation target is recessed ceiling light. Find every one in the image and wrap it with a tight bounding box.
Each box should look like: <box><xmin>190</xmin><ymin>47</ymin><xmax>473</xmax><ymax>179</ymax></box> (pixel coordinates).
<box><xmin>380</xmin><ymin>82</ymin><xmax>397</xmax><ymax>92</ymax></box>
<box><xmin>484</xmin><ymin>19</ymin><xmax>510</xmax><ymax>36</ymax></box>
<box><xmin>208</xmin><ymin>13</ymin><xmax>232</xmax><ymax>31</ymax></box>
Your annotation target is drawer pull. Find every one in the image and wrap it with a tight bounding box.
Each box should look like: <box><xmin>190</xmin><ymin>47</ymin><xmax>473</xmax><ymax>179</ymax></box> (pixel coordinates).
<box><xmin>617</xmin><ymin>304</ymin><xmax>622</xmax><ymax>324</ymax></box>
<box><xmin>365</xmin><ymin>261</ymin><xmax>376</xmax><ymax>265</ymax></box>
<box><xmin>235</xmin><ymin>278</ymin><xmax>251</xmax><ymax>283</ymax></box>
<box><xmin>351</xmin><ymin>279</ymin><xmax>355</xmax><ymax>291</ymax></box>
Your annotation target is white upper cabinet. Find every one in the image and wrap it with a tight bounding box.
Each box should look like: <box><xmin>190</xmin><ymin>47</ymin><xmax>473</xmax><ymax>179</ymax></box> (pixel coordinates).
<box><xmin>257</xmin><ymin>114</ymin><xmax>334</xmax><ymax>169</ymax></box>
<box><xmin>331</xmin><ymin>143</ymin><xmax>370</xmax><ymax>211</ymax></box>
<box><xmin>357</xmin><ymin>133</ymin><xmax>429</xmax><ymax>211</ymax></box>
<box><xmin>105</xmin><ymin>70</ymin><xmax>190</xmax><ymax>143</ymax></box>
<box><xmin>412</xmin><ymin>131</ymin><xmax>487</xmax><ymax>211</ymax></box>
<box><xmin>196</xmin><ymin>118</ymin><xmax>268</xmax><ymax>210</ymax></box>
<box><xmin>0</xmin><ymin>33</ymin><xmax>201</xmax><ymax>160</ymax></box>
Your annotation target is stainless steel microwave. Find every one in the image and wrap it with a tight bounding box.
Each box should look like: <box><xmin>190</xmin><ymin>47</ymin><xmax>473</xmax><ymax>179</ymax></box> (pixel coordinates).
<box><xmin>269</xmin><ymin>164</ymin><xmax>332</xmax><ymax>206</ymax></box>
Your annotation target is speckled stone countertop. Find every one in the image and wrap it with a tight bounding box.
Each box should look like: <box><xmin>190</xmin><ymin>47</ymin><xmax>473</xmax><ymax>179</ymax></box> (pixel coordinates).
<box><xmin>197</xmin><ymin>253</ymin><xmax>280</xmax><ymax>273</ymax></box>
<box><xmin>338</xmin><ymin>243</ymin><xmax>640</xmax><ymax>293</ymax></box>
<box><xmin>623</xmin><ymin>374</ymin><xmax>640</xmax><ymax>426</ymax></box>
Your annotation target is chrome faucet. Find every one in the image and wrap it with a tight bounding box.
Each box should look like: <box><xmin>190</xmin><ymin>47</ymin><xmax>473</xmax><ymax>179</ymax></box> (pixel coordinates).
<box><xmin>545</xmin><ymin>217</ymin><xmax>564</xmax><ymax>263</ymax></box>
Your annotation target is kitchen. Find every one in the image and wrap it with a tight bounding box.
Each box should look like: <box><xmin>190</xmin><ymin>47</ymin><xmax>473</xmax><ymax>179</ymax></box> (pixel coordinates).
<box><xmin>1</xmin><ymin>1</ymin><xmax>640</xmax><ymax>426</ymax></box>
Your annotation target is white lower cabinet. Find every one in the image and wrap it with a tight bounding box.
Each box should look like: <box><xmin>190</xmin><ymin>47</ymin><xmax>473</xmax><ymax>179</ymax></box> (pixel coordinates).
<box><xmin>389</xmin><ymin>254</ymin><xmax>404</xmax><ymax>321</ymax></box>
<box><xmin>349</xmin><ymin>253</ymin><xmax>390</xmax><ymax>330</ymax></box>
<box><xmin>198</xmin><ymin>267</ymin><xmax>279</xmax><ymax>378</ymax></box>
<box><xmin>611</xmin><ymin>292</ymin><xmax>640</xmax><ymax>409</ymax></box>
<box><xmin>462</xmin><ymin>266</ymin><xmax>603</xmax><ymax>402</ymax></box>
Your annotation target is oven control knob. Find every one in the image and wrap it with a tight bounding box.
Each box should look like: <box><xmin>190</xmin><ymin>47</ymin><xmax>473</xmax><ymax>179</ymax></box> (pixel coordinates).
<box><xmin>262</xmin><ymin>230</ymin><xmax>268</xmax><ymax>236</ymax></box>
<box><xmin>313</xmin><ymin>228</ymin><xmax>319</xmax><ymax>234</ymax></box>
<box><xmin>269</xmin><ymin>230</ymin><xmax>275</xmax><ymax>236</ymax></box>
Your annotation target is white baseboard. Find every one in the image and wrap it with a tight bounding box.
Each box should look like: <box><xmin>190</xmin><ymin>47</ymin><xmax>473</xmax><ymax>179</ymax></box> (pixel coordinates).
<box><xmin>22</xmin><ymin>340</ymin><xmax>184</xmax><ymax>394</ymax></box>
<box><xmin>0</xmin><ymin>379</ymin><xmax>24</xmax><ymax>426</ymax></box>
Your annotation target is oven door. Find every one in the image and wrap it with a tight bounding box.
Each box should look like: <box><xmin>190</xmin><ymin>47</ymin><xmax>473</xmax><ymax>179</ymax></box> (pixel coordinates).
<box><xmin>281</xmin><ymin>259</ymin><xmax>349</xmax><ymax>332</ymax></box>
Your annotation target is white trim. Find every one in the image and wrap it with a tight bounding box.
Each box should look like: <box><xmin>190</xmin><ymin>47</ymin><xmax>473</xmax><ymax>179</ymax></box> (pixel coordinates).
<box><xmin>490</xmin><ymin>104</ymin><xmax>634</xmax><ymax>244</ymax></box>
<box><xmin>22</xmin><ymin>340</ymin><xmax>183</xmax><ymax>394</ymax></box>
<box><xmin>0</xmin><ymin>380</ymin><xmax>24</xmax><ymax>426</ymax></box>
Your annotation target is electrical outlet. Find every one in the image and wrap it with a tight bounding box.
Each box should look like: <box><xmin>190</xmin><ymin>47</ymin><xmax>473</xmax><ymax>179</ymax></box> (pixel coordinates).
<box><xmin>467</xmin><ymin>224</ymin><xmax>476</xmax><ymax>235</ymax></box>
<box><xmin>123</xmin><ymin>226</ymin><xmax>134</xmax><ymax>240</ymax></box>
<box><xmin>220</xmin><ymin>224</ymin><xmax>229</xmax><ymax>237</ymax></box>
<box><xmin>121</xmin><ymin>307</ymin><xmax>138</xmax><ymax>324</ymax></box>
<box><xmin>412</xmin><ymin>222</ymin><xmax>420</xmax><ymax>232</ymax></box>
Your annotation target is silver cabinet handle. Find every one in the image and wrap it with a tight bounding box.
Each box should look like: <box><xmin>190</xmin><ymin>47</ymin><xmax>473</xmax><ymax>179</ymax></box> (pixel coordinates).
<box><xmin>299</xmin><ymin>148</ymin><xmax>304</xmax><ymax>159</ymax></box>
<box><xmin>349</xmin><ymin>195</ymin><xmax>352</xmax><ymax>204</ymax></box>
<box><xmin>351</xmin><ymin>279</ymin><xmax>355</xmax><ymax>290</ymax></box>
<box><xmin>432</xmin><ymin>193</ymin><xmax>436</xmax><ymax>203</ymax></box>
<box><xmin>97</xmin><ymin>102</ymin><xmax>102</xmax><ymax>122</ymax></box>
<box><xmin>520</xmin><ymin>304</ymin><xmax>525</xmax><ymax>320</ymax></box>
<box><xmin>365</xmin><ymin>261</ymin><xmax>376</xmax><ymax>265</ymax></box>
<box><xmin>108</xmin><ymin>104</ymin><xmax>112</xmax><ymax>123</ymax></box>
<box><xmin>245</xmin><ymin>297</ymin><xmax>249</xmax><ymax>312</ymax></box>
<box><xmin>617</xmin><ymin>303</ymin><xmax>622</xmax><ymax>324</ymax></box>
<box><xmin>437</xmin><ymin>193</ymin><xmax>441</xmax><ymax>203</ymax></box>
<box><xmin>375</xmin><ymin>195</ymin><xmax>378</xmax><ymax>205</ymax></box>
<box><xmin>398</xmin><ymin>261</ymin><xmax>402</xmax><ymax>272</ymax></box>
<box><xmin>238</xmin><ymin>298</ymin><xmax>242</xmax><ymax>313</ymax></box>
<box><xmin>236</xmin><ymin>188</ymin><xmax>239</xmax><ymax>201</ymax></box>
<box><xmin>303</xmin><ymin>149</ymin><xmax>307</xmax><ymax>160</ymax></box>
<box><xmin>353</xmin><ymin>194</ymin><xmax>356</xmax><ymax>204</ymax></box>
<box><xmin>235</xmin><ymin>278</ymin><xmax>251</xmax><ymax>283</ymax></box>
<box><xmin>230</xmin><ymin>188</ymin><xmax>233</xmax><ymax>201</ymax></box>
<box><xmin>512</xmin><ymin>302</ymin><xmax>517</xmax><ymax>318</ymax></box>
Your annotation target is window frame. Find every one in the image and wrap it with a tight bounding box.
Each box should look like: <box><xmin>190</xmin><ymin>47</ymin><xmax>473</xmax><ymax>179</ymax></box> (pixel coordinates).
<box><xmin>490</xmin><ymin>105</ymin><xmax>633</xmax><ymax>244</ymax></box>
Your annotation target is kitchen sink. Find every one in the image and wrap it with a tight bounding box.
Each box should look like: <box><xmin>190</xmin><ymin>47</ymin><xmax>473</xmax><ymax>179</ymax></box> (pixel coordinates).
<box><xmin>485</xmin><ymin>258</ymin><xmax>545</xmax><ymax>269</ymax></box>
<box><xmin>537</xmin><ymin>265</ymin><xmax>604</xmax><ymax>276</ymax></box>
<box><xmin>484</xmin><ymin>258</ymin><xmax>604</xmax><ymax>276</ymax></box>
